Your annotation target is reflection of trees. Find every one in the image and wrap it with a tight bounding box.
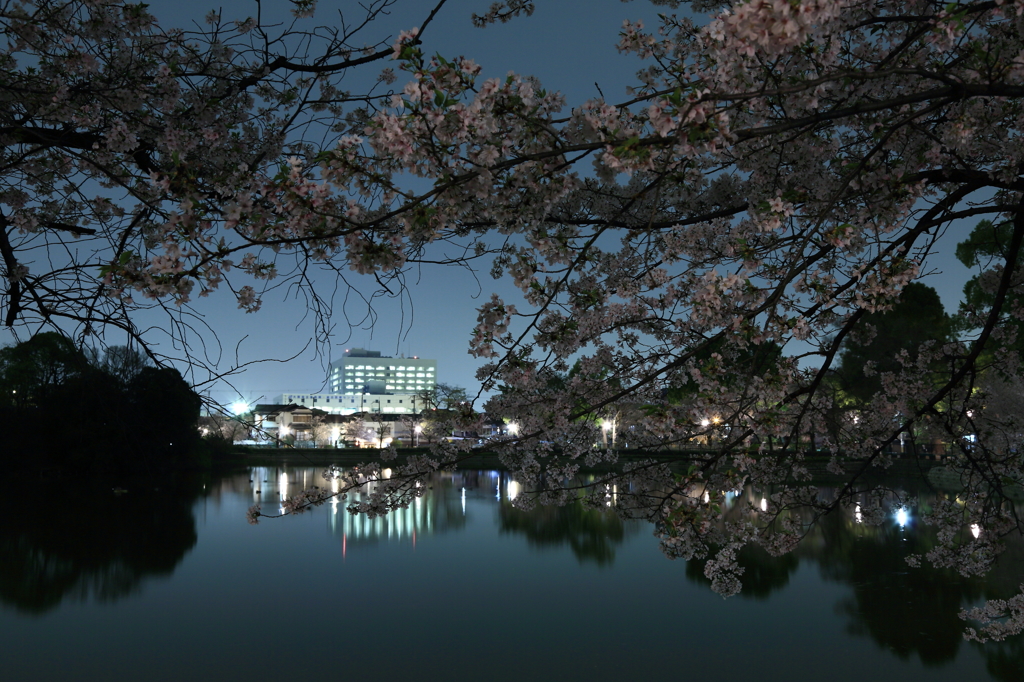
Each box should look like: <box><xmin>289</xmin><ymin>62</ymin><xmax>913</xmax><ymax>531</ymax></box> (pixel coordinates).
<box><xmin>0</xmin><ymin>476</ymin><xmax>205</xmax><ymax>614</ymax></box>
<box><xmin>684</xmin><ymin>544</ymin><xmax>798</xmax><ymax>600</ymax></box>
<box><xmin>814</xmin><ymin>511</ymin><xmax>980</xmax><ymax>666</ymax></box>
<box><xmin>498</xmin><ymin>501</ymin><xmax>630</xmax><ymax>566</ymax></box>
<box><xmin>810</xmin><ymin>501</ymin><xmax>1024</xmax><ymax>676</ymax></box>
<box><xmin>984</xmin><ymin>638</ymin><xmax>1024</xmax><ymax>682</ymax></box>
<box><xmin>679</xmin><ymin>486</ymin><xmax>1024</xmax><ymax>675</ymax></box>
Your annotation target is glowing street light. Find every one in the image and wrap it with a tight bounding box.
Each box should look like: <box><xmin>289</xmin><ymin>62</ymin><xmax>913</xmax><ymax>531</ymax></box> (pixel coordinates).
<box><xmin>231</xmin><ymin>400</ymin><xmax>249</xmax><ymax>416</ymax></box>
<box><xmin>415</xmin><ymin>424</ymin><xmax>423</xmax><ymax>447</ymax></box>
<box><xmin>508</xmin><ymin>422</ymin><xmax>519</xmax><ymax>436</ymax></box>
<box><xmin>601</xmin><ymin>418</ymin><xmax>617</xmax><ymax>449</ymax></box>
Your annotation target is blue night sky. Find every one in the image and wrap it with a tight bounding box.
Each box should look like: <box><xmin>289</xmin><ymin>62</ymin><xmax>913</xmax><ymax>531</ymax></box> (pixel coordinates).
<box><xmin>2</xmin><ymin>0</ymin><xmax>980</xmax><ymax>409</ymax></box>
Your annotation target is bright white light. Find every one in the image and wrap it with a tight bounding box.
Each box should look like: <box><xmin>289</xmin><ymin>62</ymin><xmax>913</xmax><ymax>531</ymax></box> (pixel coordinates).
<box><xmin>971</xmin><ymin>523</ymin><xmax>981</xmax><ymax>538</ymax></box>
<box><xmin>700</xmin><ymin>419</ymin><xmax>710</xmax><ymax>427</ymax></box>
<box><xmin>855</xmin><ymin>504</ymin><xmax>862</xmax><ymax>524</ymax></box>
<box><xmin>508</xmin><ymin>422</ymin><xmax>519</xmax><ymax>436</ymax></box>
<box><xmin>896</xmin><ymin>507</ymin><xmax>909</xmax><ymax>527</ymax></box>
<box><xmin>760</xmin><ymin>497</ymin><xmax>767</xmax><ymax>512</ymax></box>
<box><xmin>279</xmin><ymin>424</ymin><xmax>290</xmax><ymax>437</ymax></box>
<box><xmin>602</xmin><ymin>421</ymin><xmax>612</xmax><ymax>432</ymax></box>
<box><xmin>508</xmin><ymin>480</ymin><xmax>520</xmax><ymax>501</ymax></box>
<box><xmin>231</xmin><ymin>401</ymin><xmax>248</xmax><ymax>416</ymax></box>
<box><xmin>461</xmin><ymin>487</ymin><xmax>466</xmax><ymax>515</ymax></box>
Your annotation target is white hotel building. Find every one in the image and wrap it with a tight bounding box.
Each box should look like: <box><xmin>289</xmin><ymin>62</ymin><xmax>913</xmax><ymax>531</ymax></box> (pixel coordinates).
<box><xmin>274</xmin><ymin>348</ymin><xmax>436</xmax><ymax>415</ymax></box>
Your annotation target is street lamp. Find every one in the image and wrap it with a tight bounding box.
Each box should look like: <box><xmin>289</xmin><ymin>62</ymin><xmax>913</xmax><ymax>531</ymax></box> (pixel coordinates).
<box><xmin>508</xmin><ymin>422</ymin><xmax>519</xmax><ymax>436</ymax></box>
<box><xmin>415</xmin><ymin>424</ymin><xmax>422</xmax><ymax>447</ymax></box>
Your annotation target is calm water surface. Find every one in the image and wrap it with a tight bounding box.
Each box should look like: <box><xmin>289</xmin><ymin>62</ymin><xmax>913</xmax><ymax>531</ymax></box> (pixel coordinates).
<box><xmin>1</xmin><ymin>466</ymin><xmax>1021</xmax><ymax>681</ymax></box>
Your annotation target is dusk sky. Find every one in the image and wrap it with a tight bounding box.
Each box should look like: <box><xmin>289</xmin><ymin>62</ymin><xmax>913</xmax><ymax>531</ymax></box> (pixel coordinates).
<box><xmin>1</xmin><ymin>0</ymin><xmax>980</xmax><ymax>409</ymax></box>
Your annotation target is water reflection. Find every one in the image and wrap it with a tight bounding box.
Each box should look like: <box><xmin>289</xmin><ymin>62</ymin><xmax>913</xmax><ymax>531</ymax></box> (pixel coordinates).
<box><xmin>240</xmin><ymin>466</ymin><xmax>474</xmax><ymax>552</ymax></box>
<box><xmin>0</xmin><ymin>473</ymin><xmax>214</xmax><ymax>614</ymax></box>
<box><xmin>326</xmin><ymin>475</ymin><xmax>466</xmax><ymax>553</ymax></box>
<box><xmin>2</xmin><ymin>465</ymin><xmax>1021</xmax><ymax>679</ymax></box>
<box><xmin>685</xmin><ymin>544</ymin><xmax>799</xmax><ymax>599</ymax></box>
<box><xmin>678</xmin><ymin>482</ymin><xmax>1024</xmax><ymax>679</ymax></box>
<box><xmin>498</xmin><ymin>499</ymin><xmax>635</xmax><ymax>566</ymax></box>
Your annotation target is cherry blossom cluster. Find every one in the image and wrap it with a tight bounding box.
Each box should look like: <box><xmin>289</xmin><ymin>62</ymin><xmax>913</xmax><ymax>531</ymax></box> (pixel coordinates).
<box><xmin>4</xmin><ymin>0</ymin><xmax>1024</xmax><ymax>632</ymax></box>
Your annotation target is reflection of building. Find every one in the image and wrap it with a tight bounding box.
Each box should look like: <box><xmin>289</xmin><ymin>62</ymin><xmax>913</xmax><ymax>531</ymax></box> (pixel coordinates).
<box><xmin>239</xmin><ymin>466</ymin><xmax>467</xmax><ymax>554</ymax></box>
<box><xmin>324</xmin><ymin>469</ymin><xmax>466</xmax><ymax>552</ymax></box>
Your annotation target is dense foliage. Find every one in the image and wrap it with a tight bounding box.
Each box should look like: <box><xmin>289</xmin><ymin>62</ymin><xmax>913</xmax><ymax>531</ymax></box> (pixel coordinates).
<box><xmin>0</xmin><ymin>334</ymin><xmax>203</xmax><ymax>467</ymax></box>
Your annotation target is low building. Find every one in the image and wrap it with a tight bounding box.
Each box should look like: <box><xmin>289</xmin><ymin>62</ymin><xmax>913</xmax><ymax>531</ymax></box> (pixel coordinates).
<box><xmin>273</xmin><ymin>391</ymin><xmax>426</xmax><ymax>415</ymax></box>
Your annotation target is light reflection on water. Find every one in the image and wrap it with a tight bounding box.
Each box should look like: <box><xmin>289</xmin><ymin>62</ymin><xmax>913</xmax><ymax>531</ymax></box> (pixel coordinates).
<box><xmin>0</xmin><ymin>466</ymin><xmax>1020</xmax><ymax>682</ymax></box>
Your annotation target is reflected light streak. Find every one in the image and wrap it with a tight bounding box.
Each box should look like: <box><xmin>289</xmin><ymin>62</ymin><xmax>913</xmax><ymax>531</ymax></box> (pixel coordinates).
<box><xmin>462</xmin><ymin>487</ymin><xmax>466</xmax><ymax>515</ymax></box>
<box><xmin>508</xmin><ymin>480</ymin><xmax>520</xmax><ymax>501</ymax></box>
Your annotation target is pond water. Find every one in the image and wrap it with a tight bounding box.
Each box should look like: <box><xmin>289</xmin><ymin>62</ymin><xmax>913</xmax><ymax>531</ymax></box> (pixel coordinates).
<box><xmin>1</xmin><ymin>465</ymin><xmax>1021</xmax><ymax>681</ymax></box>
